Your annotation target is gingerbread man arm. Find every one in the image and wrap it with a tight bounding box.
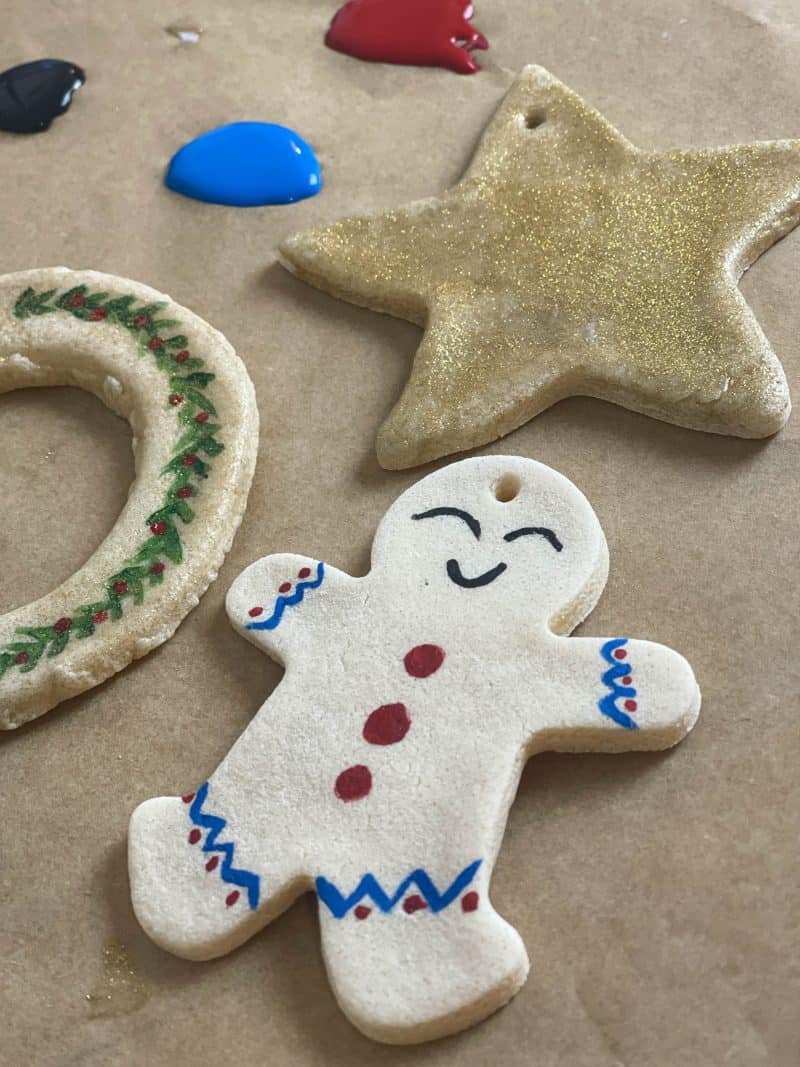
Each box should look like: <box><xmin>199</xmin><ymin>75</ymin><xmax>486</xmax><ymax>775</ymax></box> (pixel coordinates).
<box><xmin>225</xmin><ymin>552</ymin><xmax>358</xmax><ymax>666</ymax></box>
<box><xmin>528</xmin><ymin>636</ymin><xmax>701</xmax><ymax>753</ymax></box>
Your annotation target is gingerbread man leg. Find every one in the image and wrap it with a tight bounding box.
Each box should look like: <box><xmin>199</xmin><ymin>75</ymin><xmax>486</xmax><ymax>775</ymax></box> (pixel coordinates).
<box><xmin>315</xmin><ymin>858</ymin><xmax>528</xmax><ymax>1044</ymax></box>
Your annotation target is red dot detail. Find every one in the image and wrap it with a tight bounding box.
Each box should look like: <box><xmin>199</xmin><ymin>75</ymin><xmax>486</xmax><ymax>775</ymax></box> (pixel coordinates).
<box><xmin>363</xmin><ymin>703</ymin><xmax>411</xmax><ymax>746</ymax></box>
<box><xmin>624</xmin><ymin>699</ymin><xmax>638</xmax><ymax>712</ymax></box>
<box><xmin>175</xmin><ymin>349</ymin><xmax>190</xmax><ymax>362</ymax></box>
<box><xmin>188</xmin><ymin>828</ymin><xmax>201</xmax><ymax>845</ymax></box>
<box><xmin>89</xmin><ymin>307</ymin><xmax>107</xmax><ymax>321</ymax></box>
<box><xmin>14</xmin><ymin>651</ymin><xmax>29</xmax><ymax>665</ymax></box>
<box><xmin>403</xmin><ymin>894</ymin><xmax>428</xmax><ymax>914</ymax></box>
<box><xmin>93</xmin><ymin>610</ymin><xmax>109</xmax><ymax>624</ymax></box>
<box><xmin>181</xmin><ymin>793</ymin><xmax>196</xmax><ymax>804</ymax></box>
<box><xmin>206</xmin><ymin>856</ymin><xmax>219</xmax><ymax>872</ymax></box>
<box><xmin>112</xmin><ymin>580</ymin><xmax>128</xmax><ymax>595</ymax></box>
<box><xmin>150</xmin><ymin>563</ymin><xmax>165</xmax><ymax>575</ymax></box>
<box><xmin>194</xmin><ymin>411</ymin><xmax>209</xmax><ymax>424</ymax></box>
<box><xmin>622</xmin><ymin>676</ymin><xmax>632</xmax><ymax>685</ymax></box>
<box><xmin>248</xmin><ymin>606</ymin><xmax>264</xmax><ymax>618</ymax></box>
<box><xmin>613</xmin><ymin>648</ymin><xmax>627</xmax><ymax>660</ymax></box>
<box><xmin>150</xmin><ymin>521</ymin><xmax>167</xmax><ymax>535</ymax></box>
<box><xmin>335</xmin><ymin>765</ymin><xmax>372</xmax><ymax>802</ymax></box>
<box><xmin>404</xmin><ymin>644</ymin><xmax>446</xmax><ymax>679</ymax></box>
<box><xmin>354</xmin><ymin>905</ymin><xmax>371</xmax><ymax>920</ymax></box>
<box><xmin>462</xmin><ymin>892</ymin><xmax>480</xmax><ymax>913</ymax></box>
<box><xmin>53</xmin><ymin>617</ymin><xmax>72</xmax><ymax>634</ymax></box>
<box><xmin>278</xmin><ymin>582</ymin><xmax>292</xmax><ymax>594</ymax></box>
<box><xmin>148</xmin><ymin>336</ymin><xmax>164</xmax><ymax>351</ymax></box>
<box><xmin>176</xmin><ymin>486</ymin><xmax>193</xmax><ymax>499</ymax></box>
<box><xmin>182</xmin><ymin>453</ymin><xmax>197</xmax><ymax>466</ymax></box>
<box><xmin>298</xmin><ymin>567</ymin><xmax>311</xmax><ymax>579</ymax></box>
<box><xmin>226</xmin><ymin>890</ymin><xmax>240</xmax><ymax>907</ymax></box>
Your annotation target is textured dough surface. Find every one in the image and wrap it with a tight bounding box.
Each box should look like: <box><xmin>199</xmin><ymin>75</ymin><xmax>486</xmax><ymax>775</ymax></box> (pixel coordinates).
<box><xmin>280</xmin><ymin>64</ymin><xmax>800</xmax><ymax>469</ymax></box>
<box><xmin>0</xmin><ymin>267</ymin><xmax>258</xmax><ymax>728</ymax></box>
<box><xmin>129</xmin><ymin>455</ymin><xmax>700</xmax><ymax>1044</ymax></box>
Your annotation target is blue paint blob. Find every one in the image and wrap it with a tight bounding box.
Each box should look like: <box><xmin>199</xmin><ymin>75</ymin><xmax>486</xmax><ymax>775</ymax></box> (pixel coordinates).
<box><xmin>165</xmin><ymin>122</ymin><xmax>321</xmax><ymax>207</ymax></box>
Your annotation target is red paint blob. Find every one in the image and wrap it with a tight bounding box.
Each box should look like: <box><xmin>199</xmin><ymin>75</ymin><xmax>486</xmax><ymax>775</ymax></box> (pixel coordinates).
<box><xmin>206</xmin><ymin>856</ymin><xmax>219</xmax><ymax>872</ymax></box>
<box><xmin>132</xmin><ymin>314</ymin><xmax>150</xmax><ymax>328</ymax></box>
<box><xmin>182</xmin><ymin>453</ymin><xmax>197</xmax><ymax>466</ymax></box>
<box><xmin>403</xmin><ymin>894</ymin><xmax>428</xmax><ymax>914</ymax></box>
<box><xmin>53</xmin><ymin>617</ymin><xmax>72</xmax><ymax>634</ymax></box>
<box><xmin>169</xmin><ymin>393</ymin><xmax>184</xmax><ymax>406</ymax></box>
<box><xmin>70</xmin><ymin>293</ymin><xmax>85</xmax><ymax>308</ymax></box>
<box><xmin>14</xmin><ymin>651</ymin><xmax>29</xmax><ymax>665</ymax></box>
<box><xmin>461</xmin><ymin>891</ymin><xmax>479</xmax><ymax>912</ymax></box>
<box><xmin>181</xmin><ymin>793</ymin><xmax>196</xmax><ymax>804</ymax></box>
<box><xmin>614</xmin><ymin>648</ymin><xmax>627</xmax><ymax>660</ymax></box>
<box><xmin>176</xmin><ymin>486</ymin><xmax>193</xmax><ymax>499</ymax></box>
<box><xmin>112</xmin><ymin>580</ymin><xmax>128</xmax><ymax>595</ymax></box>
<box><xmin>278</xmin><ymin>582</ymin><xmax>292</xmax><ymax>594</ymax></box>
<box><xmin>326</xmin><ymin>0</ymin><xmax>488</xmax><ymax>75</ymax></box>
<box><xmin>226</xmin><ymin>890</ymin><xmax>240</xmax><ymax>907</ymax></box>
<box><xmin>404</xmin><ymin>644</ymin><xmax>445</xmax><ymax>679</ymax></box>
<box><xmin>622</xmin><ymin>676</ymin><xmax>632</xmax><ymax>685</ymax></box>
<box><xmin>93</xmin><ymin>610</ymin><xmax>109</xmax><ymax>624</ymax></box>
<box><xmin>150</xmin><ymin>521</ymin><xmax>167</xmax><ymax>535</ymax></box>
<box><xmin>624</xmin><ymin>699</ymin><xmax>638</xmax><ymax>712</ymax></box>
<box><xmin>298</xmin><ymin>567</ymin><xmax>311</xmax><ymax>579</ymax></box>
<box><xmin>188</xmin><ymin>828</ymin><xmax>202</xmax><ymax>845</ymax></box>
<box><xmin>89</xmin><ymin>307</ymin><xmax>107</xmax><ymax>321</ymax></box>
<box><xmin>175</xmin><ymin>349</ymin><xmax>190</xmax><ymax>363</ymax></box>
<box><xmin>150</xmin><ymin>563</ymin><xmax>165</xmax><ymax>575</ymax></box>
<box><xmin>248</xmin><ymin>606</ymin><xmax>263</xmax><ymax>618</ymax></box>
<box><xmin>148</xmin><ymin>336</ymin><xmax>164</xmax><ymax>351</ymax></box>
<box><xmin>335</xmin><ymin>764</ymin><xmax>372</xmax><ymax>802</ymax></box>
<box><xmin>363</xmin><ymin>703</ymin><xmax>411</xmax><ymax>745</ymax></box>
<box><xmin>354</xmin><ymin>905</ymin><xmax>371</xmax><ymax>920</ymax></box>
<box><xmin>194</xmin><ymin>411</ymin><xmax>209</xmax><ymax>424</ymax></box>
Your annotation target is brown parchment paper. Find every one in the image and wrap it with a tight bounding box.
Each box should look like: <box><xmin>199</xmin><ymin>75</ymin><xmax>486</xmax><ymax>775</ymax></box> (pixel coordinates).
<box><xmin>1</xmin><ymin>1</ymin><xmax>799</xmax><ymax>1064</ymax></box>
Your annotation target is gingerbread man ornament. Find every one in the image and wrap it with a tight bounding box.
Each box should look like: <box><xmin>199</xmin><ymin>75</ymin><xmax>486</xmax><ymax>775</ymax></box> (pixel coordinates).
<box><xmin>129</xmin><ymin>456</ymin><xmax>700</xmax><ymax>1044</ymax></box>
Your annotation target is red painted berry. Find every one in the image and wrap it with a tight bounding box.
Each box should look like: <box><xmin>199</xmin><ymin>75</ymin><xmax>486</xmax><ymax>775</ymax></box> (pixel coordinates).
<box><xmin>147</xmin><ymin>336</ymin><xmax>164</xmax><ymax>351</ymax></box>
<box><xmin>622</xmin><ymin>676</ymin><xmax>632</xmax><ymax>685</ymax></box>
<box><xmin>88</xmin><ymin>307</ymin><xmax>107</xmax><ymax>321</ymax></box>
<box><xmin>175</xmin><ymin>349</ymin><xmax>190</xmax><ymax>363</ymax></box>
<box><xmin>335</xmin><ymin>765</ymin><xmax>372</xmax><ymax>802</ymax></box>
<box><xmin>132</xmin><ymin>314</ymin><xmax>150</xmax><ymax>328</ymax></box>
<box><xmin>53</xmin><ymin>617</ymin><xmax>72</xmax><ymax>634</ymax></box>
<box><xmin>150</xmin><ymin>563</ymin><xmax>165</xmax><ymax>575</ymax></box>
<box><xmin>176</xmin><ymin>486</ymin><xmax>193</xmax><ymax>499</ymax></box>
<box><xmin>14</xmin><ymin>651</ymin><xmax>29</xmax><ymax>666</ymax></box>
<box><xmin>226</xmin><ymin>890</ymin><xmax>240</xmax><ymax>907</ymax></box>
<box><xmin>354</xmin><ymin>905</ymin><xmax>371</xmax><ymax>920</ymax></box>
<box><xmin>150</xmin><ymin>521</ymin><xmax>168</xmax><ymax>535</ymax></box>
<box><xmin>188</xmin><ymin>828</ymin><xmax>201</xmax><ymax>845</ymax></box>
<box><xmin>298</xmin><ymin>567</ymin><xmax>311</xmax><ymax>579</ymax></box>
<box><xmin>624</xmin><ymin>699</ymin><xmax>638</xmax><ymax>712</ymax></box>
<box><xmin>614</xmin><ymin>648</ymin><xmax>627</xmax><ymax>660</ymax></box>
<box><xmin>112</xmin><ymin>580</ymin><xmax>128</xmax><ymax>595</ymax></box>
<box><xmin>194</xmin><ymin>411</ymin><xmax>209</xmax><ymax>424</ymax></box>
<box><xmin>93</xmin><ymin>610</ymin><xmax>109</xmax><ymax>624</ymax></box>
<box><xmin>403</xmin><ymin>894</ymin><xmax>428</xmax><ymax>914</ymax></box>
<box><xmin>206</xmin><ymin>856</ymin><xmax>219</xmax><ymax>872</ymax></box>
<box><xmin>461</xmin><ymin>892</ymin><xmax>479</xmax><ymax>913</ymax></box>
<box><xmin>278</xmin><ymin>582</ymin><xmax>292</xmax><ymax>594</ymax></box>
<box><xmin>69</xmin><ymin>292</ymin><xmax>85</xmax><ymax>307</ymax></box>
<box><xmin>182</xmin><ymin>453</ymin><xmax>197</xmax><ymax>466</ymax></box>
<box><xmin>248</xmin><ymin>606</ymin><xmax>263</xmax><ymax>618</ymax></box>
<box><xmin>404</xmin><ymin>644</ymin><xmax>446</xmax><ymax>678</ymax></box>
<box><xmin>169</xmin><ymin>393</ymin><xmax>184</xmax><ymax>406</ymax></box>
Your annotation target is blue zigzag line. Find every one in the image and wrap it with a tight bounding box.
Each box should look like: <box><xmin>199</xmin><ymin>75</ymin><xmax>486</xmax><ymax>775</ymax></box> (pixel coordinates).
<box><xmin>598</xmin><ymin>638</ymin><xmax>638</xmax><ymax>730</ymax></box>
<box><xmin>189</xmin><ymin>783</ymin><xmax>261</xmax><ymax>909</ymax></box>
<box><xmin>316</xmin><ymin>859</ymin><xmax>482</xmax><ymax>919</ymax></box>
<box><xmin>246</xmin><ymin>561</ymin><xmax>325</xmax><ymax>631</ymax></box>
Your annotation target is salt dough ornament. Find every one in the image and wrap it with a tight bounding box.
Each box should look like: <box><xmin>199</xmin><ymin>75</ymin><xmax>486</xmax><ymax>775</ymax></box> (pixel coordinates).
<box><xmin>280</xmin><ymin>65</ymin><xmax>800</xmax><ymax>469</ymax></box>
<box><xmin>0</xmin><ymin>268</ymin><xmax>258</xmax><ymax>728</ymax></box>
<box><xmin>325</xmin><ymin>0</ymin><xmax>489</xmax><ymax>76</ymax></box>
<box><xmin>129</xmin><ymin>455</ymin><xmax>700</xmax><ymax>1044</ymax></box>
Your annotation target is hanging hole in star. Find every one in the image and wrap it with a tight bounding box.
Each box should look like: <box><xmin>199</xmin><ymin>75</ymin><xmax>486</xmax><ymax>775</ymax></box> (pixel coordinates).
<box><xmin>493</xmin><ymin>474</ymin><xmax>521</xmax><ymax>503</ymax></box>
<box><xmin>523</xmin><ymin>109</ymin><xmax>547</xmax><ymax>131</ymax></box>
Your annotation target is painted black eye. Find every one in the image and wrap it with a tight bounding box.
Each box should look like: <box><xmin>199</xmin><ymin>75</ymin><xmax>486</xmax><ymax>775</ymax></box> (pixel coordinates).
<box><xmin>503</xmin><ymin>526</ymin><xmax>562</xmax><ymax>552</ymax></box>
<box><xmin>412</xmin><ymin>507</ymin><xmax>481</xmax><ymax>539</ymax></box>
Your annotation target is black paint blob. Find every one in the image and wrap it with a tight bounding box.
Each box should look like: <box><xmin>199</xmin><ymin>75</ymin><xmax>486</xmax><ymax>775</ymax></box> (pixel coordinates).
<box><xmin>0</xmin><ymin>59</ymin><xmax>85</xmax><ymax>134</ymax></box>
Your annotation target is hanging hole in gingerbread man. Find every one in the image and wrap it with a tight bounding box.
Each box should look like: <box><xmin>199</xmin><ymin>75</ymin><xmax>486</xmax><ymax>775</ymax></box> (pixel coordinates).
<box><xmin>0</xmin><ymin>267</ymin><xmax>258</xmax><ymax>728</ymax></box>
<box><xmin>129</xmin><ymin>455</ymin><xmax>700</xmax><ymax>1045</ymax></box>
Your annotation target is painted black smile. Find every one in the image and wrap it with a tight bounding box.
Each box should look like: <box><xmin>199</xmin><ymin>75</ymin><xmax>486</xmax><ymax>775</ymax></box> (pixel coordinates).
<box><xmin>446</xmin><ymin>558</ymin><xmax>507</xmax><ymax>588</ymax></box>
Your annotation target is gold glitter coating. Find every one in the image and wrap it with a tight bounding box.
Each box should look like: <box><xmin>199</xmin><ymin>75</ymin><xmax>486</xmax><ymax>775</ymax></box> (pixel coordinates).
<box><xmin>280</xmin><ymin>66</ymin><xmax>800</xmax><ymax>469</ymax></box>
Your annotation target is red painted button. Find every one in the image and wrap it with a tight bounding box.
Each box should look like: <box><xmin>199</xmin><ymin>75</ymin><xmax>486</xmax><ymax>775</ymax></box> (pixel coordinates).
<box><xmin>335</xmin><ymin>764</ymin><xmax>372</xmax><ymax>801</ymax></box>
<box><xmin>624</xmin><ymin>699</ymin><xmax>637</xmax><ymax>712</ymax></box>
<box><xmin>248</xmin><ymin>606</ymin><xmax>263</xmax><ymax>617</ymax></box>
<box><xmin>188</xmin><ymin>828</ymin><xmax>201</xmax><ymax>845</ymax></box>
<box><xmin>622</xmin><ymin>676</ymin><xmax>632</xmax><ymax>685</ymax></box>
<box><xmin>404</xmin><ymin>644</ymin><xmax>445</xmax><ymax>678</ymax></box>
<box><xmin>206</xmin><ymin>856</ymin><xmax>219</xmax><ymax>872</ymax></box>
<box><xmin>278</xmin><ymin>582</ymin><xmax>292</xmax><ymax>594</ymax></box>
<box><xmin>403</xmin><ymin>894</ymin><xmax>428</xmax><ymax>914</ymax></box>
<box><xmin>614</xmin><ymin>648</ymin><xmax>627</xmax><ymax>660</ymax></box>
<box><xmin>226</xmin><ymin>890</ymin><xmax>240</xmax><ymax>907</ymax></box>
<box><xmin>354</xmin><ymin>905</ymin><xmax>371</xmax><ymax>920</ymax></box>
<box><xmin>298</xmin><ymin>567</ymin><xmax>311</xmax><ymax>579</ymax></box>
<box><xmin>363</xmin><ymin>703</ymin><xmax>411</xmax><ymax>745</ymax></box>
<box><xmin>461</xmin><ymin>891</ymin><xmax>479</xmax><ymax>912</ymax></box>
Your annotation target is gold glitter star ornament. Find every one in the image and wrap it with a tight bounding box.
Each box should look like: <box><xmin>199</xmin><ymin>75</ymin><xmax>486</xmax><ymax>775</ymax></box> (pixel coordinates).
<box><xmin>280</xmin><ymin>66</ymin><xmax>800</xmax><ymax>469</ymax></box>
